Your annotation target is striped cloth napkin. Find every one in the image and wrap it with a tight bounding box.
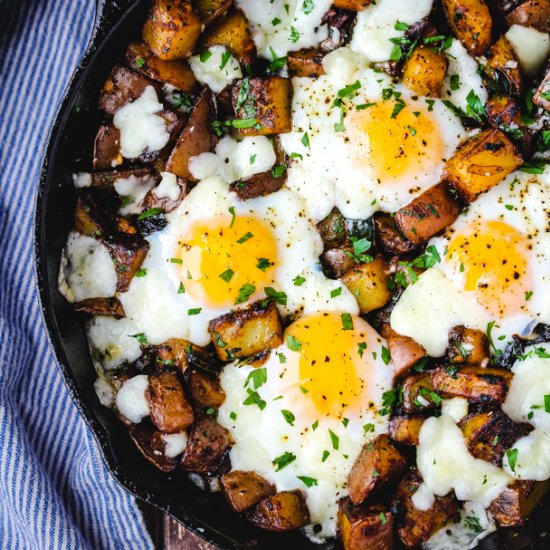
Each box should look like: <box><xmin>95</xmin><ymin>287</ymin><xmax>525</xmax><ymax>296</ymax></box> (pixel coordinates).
<box><xmin>0</xmin><ymin>1</ymin><xmax>153</xmax><ymax>548</ymax></box>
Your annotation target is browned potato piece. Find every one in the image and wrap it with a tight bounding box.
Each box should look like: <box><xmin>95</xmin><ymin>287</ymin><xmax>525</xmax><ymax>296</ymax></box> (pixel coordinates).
<box><xmin>145</xmin><ymin>372</ymin><xmax>194</xmax><ymax>433</ymax></box>
<box><xmin>221</xmin><ymin>470</ymin><xmax>275</xmax><ymax>513</ymax></box>
<box><xmin>394</xmin><ymin>469</ymin><xmax>458</xmax><ymax>548</ymax></box>
<box><xmin>442</xmin><ymin>0</ymin><xmax>492</xmax><ymax>56</ymax></box>
<box><xmin>340</xmin><ymin>258</ymin><xmax>391</xmax><ymax>314</ymax></box>
<box><xmin>485</xmin><ymin>36</ymin><xmax>523</xmax><ymax>96</ymax></box>
<box><xmin>389</xmin><ymin>415</ymin><xmax>425</xmax><ymax>446</ymax></box>
<box><xmin>373</xmin><ymin>214</ymin><xmax>415</xmax><ymax>256</ymax></box>
<box><xmin>74</xmin><ymin>193</ymin><xmax>105</xmax><ymax>239</ymax></box>
<box><xmin>166</xmin><ymin>89</ymin><xmax>216</xmax><ymax>179</ymax></box>
<box><xmin>348</xmin><ymin>435</ymin><xmax>408</xmax><ymax>505</ymax></box>
<box><xmin>401</xmin><ymin>372</ymin><xmax>438</xmax><ymax>413</ymax></box>
<box><xmin>230</xmin><ymin>171</ymin><xmax>285</xmax><ymax>199</ymax></box>
<box><xmin>505</xmin><ymin>0</ymin><xmax>550</xmax><ymax>33</ymax></box>
<box><xmin>489</xmin><ymin>480</ymin><xmax>550</xmax><ymax>527</ymax></box>
<box><xmin>142</xmin><ymin>0</ymin><xmax>202</xmax><ymax>60</ymax></box>
<box><xmin>443</xmin><ymin>128</ymin><xmax>523</xmax><ymax>203</ymax></box>
<box><xmin>402</xmin><ymin>45</ymin><xmax>448</xmax><ymax>98</ymax></box>
<box><xmin>155</xmin><ymin>338</ymin><xmax>218</xmax><ymax>375</ymax></box>
<box><xmin>209</xmin><ymin>300</ymin><xmax>283</xmax><ymax>361</ymax></box>
<box><xmin>125</xmin><ymin>41</ymin><xmax>198</xmax><ymax>92</ymax></box>
<box><xmin>447</xmin><ymin>325</ymin><xmax>490</xmax><ymax>365</ymax></box>
<box><xmin>90</xmin><ymin>167</ymin><xmax>157</xmax><ymax>189</ymax></box>
<box><xmin>186</xmin><ymin>370</ymin><xmax>226</xmax><ymax>409</ymax></box>
<box><xmin>287</xmin><ymin>48</ymin><xmax>325</xmax><ymax>77</ymax></box>
<box><xmin>395</xmin><ymin>183</ymin><xmax>460</xmax><ymax>246</ymax></box>
<box><xmin>92</xmin><ymin>124</ymin><xmax>122</xmax><ymax>170</ymax></box>
<box><xmin>430</xmin><ymin>365</ymin><xmax>512</xmax><ymax>403</ymax></box>
<box><xmin>104</xmin><ymin>234</ymin><xmax>149</xmax><ymax>292</ymax></box>
<box><xmin>128</xmin><ymin>422</ymin><xmax>179</xmax><ymax>472</ymax></box>
<box><xmin>534</xmin><ymin>66</ymin><xmax>550</xmax><ymax>111</ymax></box>
<box><xmin>458</xmin><ymin>410</ymin><xmax>532</xmax><ymax>464</ymax></box>
<box><xmin>380</xmin><ymin>324</ymin><xmax>426</xmax><ymax>378</ymax></box>
<box><xmin>246</xmin><ymin>491</ymin><xmax>310</xmax><ymax>531</ymax></box>
<box><xmin>317</xmin><ymin>208</ymin><xmax>348</xmax><ymax>249</ymax></box>
<box><xmin>485</xmin><ymin>95</ymin><xmax>523</xmax><ymax>128</ymax></box>
<box><xmin>194</xmin><ymin>0</ymin><xmax>232</xmax><ymax>25</ymax></box>
<box><xmin>333</xmin><ymin>0</ymin><xmax>371</xmax><ymax>10</ymax></box>
<box><xmin>232</xmin><ymin>77</ymin><xmax>292</xmax><ymax>136</ymax></box>
<box><xmin>200</xmin><ymin>9</ymin><xmax>256</xmax><ymax>65</ymax></box>
<box><xmin>321</xmin><ymin>247</ymin><xmax>356</xmax><ymax>279</ymax></box>
<box><xmin>142</xmin><ymin>176</ymin><xmax>187</xmax><ymax>213</ymax></box>
<box><xmin>75</xmin><ymin>297</ymin><xmax>125</xmax><ymax>319</ymax></box>
<box><xmin>180</xmin><ymin>415</ymin><xmax>233</xmax><ymax>474</ymax></box>
<box><xmin>338</xmin><ymin>498</ymin><xmax>393</xmax><ymax>550</ymax></box>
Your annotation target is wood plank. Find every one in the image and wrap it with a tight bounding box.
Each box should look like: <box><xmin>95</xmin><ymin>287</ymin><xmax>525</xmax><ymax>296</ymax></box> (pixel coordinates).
<box><xmin>163</xmin><ymin>514</ymin><xmax>219</xmax><ymax>550</ymax></box>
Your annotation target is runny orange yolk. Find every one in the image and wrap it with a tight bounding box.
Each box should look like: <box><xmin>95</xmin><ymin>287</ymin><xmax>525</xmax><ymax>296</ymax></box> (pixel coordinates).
<box><xmin>285</xmin><ymin>312</ymin><xmax>371</xmax><ymax>420</ymax></box>
<box><xmin>175</xmin><ymin>215</ymin><xmax>277</xmax><ymax>308</ymax></box>
<box><xmin>447</xmin><ymin>220</ymin><xmax>532</xmax><ymax>317</ymax></box>
<box><xmin>347</xmin><ymin>102</ymin><xmax>444</xmax><ymax>181</ymax></box>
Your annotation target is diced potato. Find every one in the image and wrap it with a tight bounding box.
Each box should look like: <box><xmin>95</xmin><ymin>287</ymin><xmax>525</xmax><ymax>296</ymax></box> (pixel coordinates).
<box><xmin>321</xmin><ymin>7</ymin><xmax>355</xmax><ymax>51</ymax></box>
<box><xmin>394</xmin><ymin>469</ymin><xmax>458</xmax><ymax>548</ymax></box>
<box><xmin>485</xmin><ymin>36</ymin><xmax>523</xmax><ymax>96</ymax></box>
<box><xmin>338</xmin><ymin>498</ymin><xmax>393</xmax><ymax>550</ymax></box>
<box><xmin>92</xmin><ymin>124</ymin><xmax>122</xmax><ymax>170</ymax></box>
<box><xmin>333</xmin><ymin>0</ymin><xmax>371</xmax><ymax>10</ymax></box>
<box><xmin>442</xmin><ymin>0</ymin><xmax>492</xmax><ymax>56</ymax></box>
<box><xmin>142</xmin><ymin>0</ymin><xmax>202</xmax><ymax>60</ymax></box>
<box><xmin>142</xmin><ymin>176</ymin><xmax>187</xmax><ymax>213</ymax></box>
<box><xmin>200</xmin><ymin>9</ymin><xmax>256</xmax><ymax>65</ymax></box>
<box><xmin>380</xmin><ymin>324</ymin><xmax>426</xmax><ymax>378</ymax></box>
<box><xmin>430</xmin><ymin>365</ymin><xmax>512</xmax><ymax>403</ymax></box>
<box><xmin>373</xmin><ymin>214</ymin><xmax>415</xmax><ymax>255</ymax></box>
<box><xmin>145</xmin><ymin>372</ymin><xmax>194</xmax><ymax>433</ymax></box>
<box><xmin>75</xmin><ymin>297</ymin><xmax>125</xmax><ymax>319</ymax></box>
<box><xmin>90</xmin><ymin>167</ymin><xmax>157</xmax><ymax>189</ymax></box>
<box><xmin>447</xmin><ymin>325</ymin><xmax>490</xmax><ymax>365</ymax></box>
<box><xmin>317</xmin><ymin>208</ymin><xmax>348</xmax><ymax>250</ymax></box>
<box><xmin>348</xmin><ymin>435</ymin><xmax>408</xmax><ymax>505</ymax></box>
<box><xmin>485</xmin><ymin>95</ymin><xmax>523</xmax><ymax>127</ymax></box>
<box><xmin>166</xmin><ymin>89</ymin><xmax>216</xmax><ymax>180</ymax></box>
<box><xmin>194</xmin><ymin>0</ymin><xmax>232</xmax><ymax>25</ymax></box>
<box><xmin>458</xmin><ymin>410</ymin><xmax>532</xmax><ymax>465</ymax></box>
<box><xmin>128</xmin><ymin>422</ymin><xmax>179</xmax><ymax>472</ymax></box>
<box><xmin>443</xmin><ymin>128</ymin><xmax>523</xmax><ymax>203</ymax></box>
<box><xmin>394</xmin><ymin>183</ymin><xmax>460</xmax><ymax>245</ymax></box>
<box><xmin>232</xmin><ymin>76</ymin><xmax>292</xmax><ymax>136</ymax></box>
<box><xmin>74</xmin><ymin>192</ymin><xmax>105</xmax><ymax>239</ymax></box>
<box><xmin>505</xmin><ymin>0</ymin><xmax>550</xmax><ymax>33</ymax></box>
<box><xmin>401</xmin><ymin>372</ymin><xmax>438</xmax><ymax>413</ymax></box>
<box><xmin>229</xmin><ymin>171</ymin><xmax>285</xmax><ymax>199</ymax></box>
<box><xmin>104</xmin><ymin>234</ymin><xmax>149</xmax><ymax>292</ymax></box>
<box><xmin>488</xmin><ymin>480</ymin><xmax>550</xmax><ymax>527</ymax></box>
<box><xmin>209</xmin><ymin>300</ymin><xmax>283</xmax><ymax>361</ymax></box>
<box><xmin>389</xmin><ymin>415</ymin><xmax>425</xmax><ymax>446</ymax></box>
<box><xmin>402</xmin><ymin>45</ymin><xmax>448</xmax><ymax>98</ymax></box>
<box><xmin>534</xmin><ymin>65</ymin><xmax>550</xmax><ymax>111</ymax></box>
<box><xmin>287</xmin><ymin>48</ymin><xmax>325</xmax><ymax>78</ymax></box>
<box><xmin>246</xmin><ymin>491</ymin><xmax>310</xmax><ymax>531</ymax></box>
<box><xmin>221</xmin><ymin>470</ymin><xmax>275</xmax><ymax>513</ymax></box>
<box><xmin>155</xmin><ymin>338</ymin><xmax>219</xmax><ymax>374</ymax></box>
<box><xmin>186</xmin><ymin>369</ymin><xmax>226</xmax><ymax>409</ymax></box>
<box><xmin>125</xmin><ymin>41</ymin><xmax>198</xmax><ymax>92</ymax></box>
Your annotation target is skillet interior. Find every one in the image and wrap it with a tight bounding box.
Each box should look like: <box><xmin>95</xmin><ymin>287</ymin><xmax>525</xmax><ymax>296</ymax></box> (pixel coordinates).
<box><xmin>34</xmin><ymin>0</ymin><xmax>549</xmax><ymax>548</ymax></box>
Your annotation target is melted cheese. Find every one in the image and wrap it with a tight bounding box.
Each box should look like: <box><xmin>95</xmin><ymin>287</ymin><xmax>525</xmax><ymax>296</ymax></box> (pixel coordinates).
<box><xmin>506</xmin><ymin>25</ymin><xmax>550</xmax><ymax>76</ymax></box>
<box><xmin>115</xmin><ymin>375</ymin><xmax>150</xmax><ymax>423</ymax></box>
<box><xmin>154</xmin><ymin>172</ymin><xmax>180</xmax><ymax>201</ymax></box>
<box><xmin>189</xmin><ymin>45</ymin><xmax>242</xmax><ymax>93</ymax></box>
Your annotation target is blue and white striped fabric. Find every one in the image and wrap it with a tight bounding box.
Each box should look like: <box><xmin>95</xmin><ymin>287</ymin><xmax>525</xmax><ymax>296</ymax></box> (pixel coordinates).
<box><xmin>0</xmin><ymin>1</ymin><xmax>153</xmax><ymax>548</ymax></box>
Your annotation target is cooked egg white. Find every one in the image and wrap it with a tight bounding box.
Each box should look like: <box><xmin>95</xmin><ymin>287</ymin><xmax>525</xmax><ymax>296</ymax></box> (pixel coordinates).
<box><xmin>218</xmin><ymin>312</ymin><xmax>393</xmax><ymax>539</ymax></box>
<box><xmin>391</xmin><ymin>167</ymin><xmax>550</xmax><ymax>357</ymax></box>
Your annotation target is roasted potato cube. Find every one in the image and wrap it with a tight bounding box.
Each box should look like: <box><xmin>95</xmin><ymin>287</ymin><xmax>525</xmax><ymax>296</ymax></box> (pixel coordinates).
<box><xmin>320</xmin><ymin>7</ymin><xmax>355</xmax><ymax>51</ymax></box>
<box><xmin>194</xmin><ymin>0</ymin><xmax>232</xmax><ymax>25</ymax></box>
<box><xmin>380</xmin><ymin>324</ymin><xmax>426</xmax><ymax>378</ymax></box>
<box><xmin>340</xmin><ymin>257</ymin><xmax>391</xmax><ymax>314</ymax></box>
<box><xmin>142</xmin><ymin>175</ymin><xmax>187</xmax><ymax>213</ymax></box>
<box><xmin>485</xmin><ymin>36</ymin><xmax>523</xmax><ymax>96</ymax></box>
<box><xmin>317</xmin><ymin>208</ymin><xmax>348</xmax><ymax>250</ymax></box>
<box><xmin>155</xmin><ymin>339</ymin><xmax>219</xmax><ymax>374</ymax></box>
<box><xmin>186</xmin><ymin>369</ymin><xmax>226</xmax><ymax>409</ymax></box>
<box><xmin>90</xmin><ymin>167</ymin><xmax>157</xmax><ymax>189</ymax></box>
<box><xmin>401</xmin><ymin>372</ymin><xmax>438</xmax><ymax>413</ymax></box>
<box><xmin>104</xmin><ymin>234</ymin><xmax>150</xmax><ymax>292</ymax></box>
<box><xmin>125</xmin><ymin>41</ymin><xmax>198</xmax><ymax>92</ymax></box>
<box><xmin>505</xmin><ymin>0</ymin><xmax>550</xmax><ymax>33</ymax></box>
<box><xmin>333</xmin><ymin>0</ymin><xmax>371</xmax><ymax>10</ymax></box>
<box><xmin>142</xmin><ymin>0</ymin><xmax>202</xmax><ymax>60</ymax></box>
<box><xmin>166</xmin><ymin>89</ymin><xmax>216</xmax><ymax>180</ymax></box>
<box><xmin>395</xmin><ymin>183</ymin><xmax>460</xmax><ymax>245</ymax></box>
<box><xmin>488</xmin><ymin>480</ymin><xmax>550</xmax><ymax>527</ymax></box>
<box><xmin>229</xmin><ymin>171</ymin><xmax>285</xmax><ymax>199</ymax></box>
<box><xmin>322</xmin><ymin>247</ymin><xmax>356</xmax><ymax>279</ymax></box>
<box><xmin>128</xmin><ymin>422</ymin><xmax>179</xmax><ymax>472</ymax></box>
<box><xmin>373</xmin><ymin>214</ymin><xmax>415</xmax><ymax>255</ymax></box>
<box><xmin>92</xmin><ymin>124</ymin><xmax>122</xmax><ymax>170</ymax></box>
<box><xmin>75</xmin><ymin>297</ymin><xmax>125</xmax><ymax>319</ymax></box>
<box><xmin>458</xmin><ymin>410</ymin><xmax>531</xmax><ymax>464</ymax></box>
<box><xmin>180</xmin><ymin>415</ymin><xmax>233</xmax><ymax>474</ymax></box>
<box><xmin>442</xmin><ymin>0</ymin><xmax>492</xmax><ymax>56</ymax></box>
<box><xmin>200</xmin><ymin>9</ymin><xmax>256</xmax><ymax>65</ymax></box>
<box><xmin>221</xmin><ymin>470</ymin><xmax>275</xmax><ymax>513</ymax></box>
<box><xmin>246</xmin><ymin>491</ymin><xmax>310</xmax><ymax>531</ymax></box>
<box><xmin>485</xmin><ymin>95</ymin><xmax>524</xmax><ymax>128</ymax></box>
<box><xmin>232</xmin><ymin>76</ymin><xmax>292</xmax><ymax>136</ymax></box>
<box><xmin>447</xmin><ymin>326</ymin><xmax>490</xmax><ymax>365</ymax></box>
<box><xmin>287</xmin><ymin>48</ymin><xmax>325</xmax><ymax>78</ymax></box>
<box><xmin>348</xmin><ymin>435</ymin><xmax>407</xmax><ymax>505</ymax></box>
<box><xmin>443</xmin><ymin>128</ymin><xmax>523</xmax><ymax>203</ymax></box>
<box><xmin>534</xmin><ymin>66</ymin><xmax>550</xmax><ymax>111</ymax></box>
<box><xmin>338</xmin><ymin>498</ymin><xmax>393</xmax><ymax>550</ymax></box>
<box><xmin>394</xmin><ymin>469</ymin><xmax>458</xmax><ymax>548</ymax></box>
<box><xmin>74</xmin><ymin>192</ymin><xmax>106</xmax><ymax>239</ymax></box>
<box><xmin>209</xmin><ymin>300</ymin><xmax>283</xmax><ymax>361</ymax></box>
<box><xmin>146</xmin><ymin>372</ymin><xmax>194</xmax><ymax>433</ymax></box>
<box><xmin>402</xmin><ymin>45</ymin><xmax>448</xmax><ymax>98</ymax></box>
<box><xmin>389</xmin><ymin>415</ymin><xmax>425</xmax><ymax>446</ymax></box>
<box><xmin>430</xmin><ymin>365</ymin><xmax>512</xmax><ymax>403</ymax></box>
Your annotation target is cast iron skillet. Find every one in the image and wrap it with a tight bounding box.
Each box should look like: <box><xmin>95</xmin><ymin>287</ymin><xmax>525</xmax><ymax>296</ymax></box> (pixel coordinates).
<box><xmin>35</xmin><ymin>1</ymin><xmax>549</xmax><ymax>548</ymax></box>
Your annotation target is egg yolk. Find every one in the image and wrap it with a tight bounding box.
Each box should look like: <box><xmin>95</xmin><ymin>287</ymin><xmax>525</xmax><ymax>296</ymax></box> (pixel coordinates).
<box><xmin>347</xmin><ymin>102</ymin><xmax>444</xmax><ymax>181</ymax></box>
<box><xmin>175</xmin><ymin>214</ymin><xmax>277</xmax><ymax>307</ymax></box>
<box><xmin>285</xmin><ymin>312</ymin><xmax>374</xmax><ymax>419</ymax></box>
<box><xmin>447</xmin><ymin>220</ymin><xmax>532</xmax><ymax>317</ymax></box>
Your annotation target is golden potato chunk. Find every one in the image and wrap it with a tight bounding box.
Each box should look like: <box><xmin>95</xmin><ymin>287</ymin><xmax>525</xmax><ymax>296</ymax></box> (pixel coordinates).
<box><xmin>75</xmin><ymin>297</ymin><xmax>125</xmax><ymax>319</ymax></box>
<box><xmin>485</xmin><ymin>95</ymin><xmax>524</xmax><ymax>128</ymax></box>
<box><xmin>93</xmin><ymin>124</ymin><xmax>122</xmax><ymax>170</ymax></box>
<box><xmin>142</xmin><ymin>0</ymin><xmax>202</xmax><ymax>60</ymax></box>
<box><xmin>209</xmin><ymin>300</ymin><xmax>283</xmax><ymax>361</ymax></box>
<box><xmin>402</xmin><ymin>45</ymin><xmax>448</xmax><ymax>98</ymax></box>
<box><xmin>447</xmin><ymin>325</ymin><xmax>490</xmax><ymax>365</ymax></box>
<box><xmin>373</xmin><ymin>213</ymin><xmax>415</xmax><ymax>255</ymax></box>
<box><xmin>186</xmin><ymin>369</ymin><xmax>226</xmax><ymax>410</ymax></box>
<box><xmin>401</xmin><ymin>372</ymin><xmax>438</xmax><ymax>413</ymax></box>
<box><xmin>442</xmin><ymin>0</ymin><xmax>492</xmax><ymax>56</ymax></box>
<box><xmin>485</xmin><ymin>36</ymin><xmax>523</xmax><ymax>96</ymax></box>
<box><xmin>505</xmin><ymin>0</ymin><xmax>550</xmax><ymax>33</ymax></box>
<box><xmin>287</xmin><ymin>48</ymin><xmax>325</xmax><ymax>77</ymax></box>
<box><xmin>333</xmin><ymin>0</ymin><xmax>372</xmax><ymax>10</ymax></box>
<box><xmin>380</xmin><ymin>324</ymin><xmax>426</xmax><ymax>378</ymax></box>
<box><xmin>246</xmin><ymin>491</ymin><xmax>310</xmax><ymax>531</ymax></box>
<box><xmin>221</xmin><ymin>470</ymin><xmax>275</xmax><ymax>513</ymax></box>
<box><xmin>194</xmin><ymin>0</ymin><xmax>232</xmax><ymax>25</ymax></box>
<box><xmin>443</xmin><ymin>128</ymin><xmax>523</xmax><ymax>203</ymax></box>
<box><xmin>104</xmin><ymin>234</ymin><xmax>149</xmax><ymax>292</ymax></box>
<box><xmin>388</xmin><ymin>415</ymin><xmax>425</xmax><ymax>446</ymax></box>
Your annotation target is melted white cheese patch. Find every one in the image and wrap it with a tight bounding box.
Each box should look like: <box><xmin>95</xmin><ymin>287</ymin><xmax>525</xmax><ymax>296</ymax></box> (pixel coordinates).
<box><xmin>189</xmin><ymin>45</ymin><xmax>243</xmax><ymax>93</ymax></box>
<box><xmin>505</xmin><ymin>25</ymin><xmax>550</xmax><ymax>76</ymax></box>
<box><xmin>154</xmin><ymin>171</ymin><xmax>180</xmax><ymax>201</ymax></box>
<box><xmin>114</xmin><ymin>172</ymin><xmax>158</xmax><ymax>215</ymax></box>
<box><xmin>113</xmin><ymin>86</ymin><xmax>170</xmax><ymax>159</ymax></box>
<box><xmin>73</xmin><ymin>172</ymin><xmax>92</xmax><ymax>189</ymax></box>
<box><xmin>116</xmin><ymin>375</ymin><xmax>150</xmax><ymax>423</ymax></box>
<box><xmin>162</xmin><ymin>432</ymin><xmax>188</xmax><ymax>457</ymax></box>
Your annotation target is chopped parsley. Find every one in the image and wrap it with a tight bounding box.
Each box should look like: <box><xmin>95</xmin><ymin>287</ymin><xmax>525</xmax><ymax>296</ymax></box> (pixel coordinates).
<box><xmin>237</xmin><ymin>231</ymin><xmax>254</xmax><ymax>244</ymax></box>
<box><xmin>293</xmin><ymin>275</ymin><xmax>306</xmax><ymax>286</ymax></box>
<box><xmin>272</xmin><ymin>451</ymin><xmax>296</xmax><ymax>471</ymax></box>
<box><xmin>243</xmin><ymin>388</ymin><xmax>267</xmax><ymax>410</ymax></box>
<box><xmin>256</xmin><ymin>257</ymin><xmax>272</xmax><ymax>271</ymax></box>
<box><xmin>245</xmin><ymin>367</ymin><xmax>267</xmax><ymax>389</ymax></box>
<box><xmin>219</xmin><ymin>268</ymin><xmax>234</xmax><ymax>283</ymax></box>
<box><xmin>235</xmin><ymin>283</ymin><xmax>256</xmax><ymax>304</ymax></box>
<box><xmin>220</xmin><ymin>49</ymin><xmax>232</xmax><ymax>70</ymax></box>
<box><xmin>199</xmin><ymin>50</ymin><xmax>212</xmax><ymax>62</ymax></box>
<box><xmin>297</xmin><ymin>475</ymin><xmax>318</xmax><ymax>487</ymax></box>
<box><xmin>130</xmin><ymin>333</ymin><xmax>148</xmax><ymax>345</ymax></box>
<box><xmin>341</xmin><ymin>313</ymin><xmax>353</xmax><ymax>331</ymax></box>
<box><xmin>187</xmin><ymin>308</ymin><xmax>202</xmax><ymax>315</ymax></box>
<box><xmin>329</xmin><ymin>429</ymin><xmax>339</xmax><ymax>450</ymax></box>
<box><xmin>281</xmin><ymin>409</ymin><xmax>295</xmax><ymax>425</ymax></box>
<box><xmin>506</xmin><ymin>448</ymin><xmax>519</xmax><ymax>473</ymax></box>
<box><xmin>137</xmin><ymin>207</ymin><xmax>162</xmax><ymax>220</ymax></box>
<box><xmin>264</xmin><ymin>287</ymin><xmax>288</xmax><ymax>306</ymax></box>
<box><xmin>358</xmin><ymin>342</ymin><xmax>367</xmax><ymax>357</ymax></box>
<box><xmin>381</xmin><ymin>346</ymin><xmax>391</xmax><ymax>365</ymax></box>
<box><xmin>287</xmin><ymin>334</ymin><xmax>302</xmax><ymax>351</ymax></box>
